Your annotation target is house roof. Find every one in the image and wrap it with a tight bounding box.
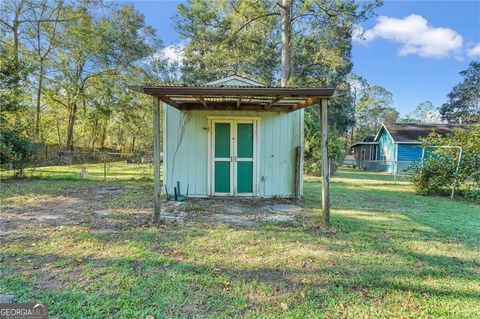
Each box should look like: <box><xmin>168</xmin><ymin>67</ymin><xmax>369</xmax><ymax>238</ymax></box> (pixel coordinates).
<box><xmin>376</xmin><ymin>123</ymin><xmax>465</xmax><ymax>143</ymax></box>
<box><xmin>129</xmin><ymin>75</ymin><xmax>340</xmax><ymax>112</ymax></box>
<box><xmin>350</xmin><ymin>135</ymin><xmax>378</xmax><ymax>148</ymax></box>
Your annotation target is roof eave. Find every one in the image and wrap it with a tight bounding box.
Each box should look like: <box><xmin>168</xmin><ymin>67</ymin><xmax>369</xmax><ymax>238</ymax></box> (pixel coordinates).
<box><xmin>137</xmin><ymin>86</ymin><xmax>336</xmax><ymax>97</ymax></box>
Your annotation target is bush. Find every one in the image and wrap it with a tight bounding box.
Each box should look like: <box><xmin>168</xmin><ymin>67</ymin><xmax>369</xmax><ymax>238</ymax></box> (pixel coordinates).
<box><xmin>0</xmin><ymin>129</ymin><xmax>33</xmax><ymax>177</ymax></box>
<box><xmin>304</xmin><ymin>131</ymin><xmax>347</xmax><ymax>176</ymax></box>
<box><xmin>410</xmin><ymin>126</ymin><xmax>480</xmax><ymax>200</ymax></box>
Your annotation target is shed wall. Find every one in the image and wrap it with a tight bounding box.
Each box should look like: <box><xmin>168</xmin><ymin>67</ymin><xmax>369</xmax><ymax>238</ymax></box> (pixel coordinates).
<box><xmin>164</xmin><ymin>105</ymin><xmax>304</xmax><ymax>197</ymax></box>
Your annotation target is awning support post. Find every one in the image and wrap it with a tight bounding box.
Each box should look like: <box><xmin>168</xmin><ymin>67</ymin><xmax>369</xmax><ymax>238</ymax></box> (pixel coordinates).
<box><xmin>320</xmin><ymin>98</ymin><xmax>330</xmax><ymax>226</ymax></box>
<box><xmin>153</xmin><ymin>96</ymin><xmax>162</xmax><ymax>223</ymax></box>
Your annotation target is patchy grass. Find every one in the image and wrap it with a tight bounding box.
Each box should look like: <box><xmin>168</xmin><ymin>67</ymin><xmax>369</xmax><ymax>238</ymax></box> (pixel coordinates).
<box><xmin>1</xmin><ymin>167</ymin><xmax>479</xmax><ymax>318</ymax></box>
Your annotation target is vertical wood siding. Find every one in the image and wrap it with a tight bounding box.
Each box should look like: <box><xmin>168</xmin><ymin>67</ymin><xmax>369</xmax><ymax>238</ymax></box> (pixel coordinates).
<box><xmin>376</xmin><ymin>128</ymin><xmax>396</xmax><ymax>173</ymax></box>
<box><xmin>164</xmin><ymin>106</ymin><xmax>303</xmax><ymax>197</ymax></box>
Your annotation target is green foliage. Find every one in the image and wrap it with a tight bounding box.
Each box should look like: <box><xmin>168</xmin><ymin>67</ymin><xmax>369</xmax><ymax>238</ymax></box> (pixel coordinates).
<box><xmin>0</xmin><ymin>41</ymin><xmax>29</xmax><ymax>123</ymax></box>
<box><xmin>0</xmin><ymin>46</ymin><xmax>26</xmax><ymax>114</ymax></box>
<box><xmin>1</xmin><ymin>1</ymin><xmax>162</xmax><ymax>151</ymax></box>
<box><xmin>411</xmin><ymin>126</ymin><xmax>480</xmax><ymax>200</ymax></box>
<box><xmin>0</xmin><ymin>129</ymin><xmax>33</xmax><ymax>176</ymax></box>
<box><xmin>440</xmin><ymin>61</ymin><xmax>480</xmax><ymax>124</ymax></box>
<box><xmin>304</xmin><ymin>112</ymin><xmax>346</xmax><ymax>175</ymax></box>
<box><xmin>407</xmin><ymin>100</ymin><xmax>442</xmax><ymax>123</ymax></box>
<box><xmin>354</xmin><ymin>85</ymin><xmax>399</xmax><ymax>140</ymax></box>
<box><xmin>175</xmin><ymin>0</ymin><xmax>278</xmax><ymax>84</ymax></box>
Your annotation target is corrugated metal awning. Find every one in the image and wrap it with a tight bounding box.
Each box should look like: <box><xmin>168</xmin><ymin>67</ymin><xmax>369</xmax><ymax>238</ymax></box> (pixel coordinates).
<box><xmin>129</xmin><ymin>85</ymin><xmax>340</xmax><ymax>112</ymax></box>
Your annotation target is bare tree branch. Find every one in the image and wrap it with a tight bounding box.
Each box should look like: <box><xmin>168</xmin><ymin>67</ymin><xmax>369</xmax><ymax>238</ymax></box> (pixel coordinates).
<box><xmin>233</xmin><ymin>12</ymin><xmax>280</xmax><ymax>36</ymax></box>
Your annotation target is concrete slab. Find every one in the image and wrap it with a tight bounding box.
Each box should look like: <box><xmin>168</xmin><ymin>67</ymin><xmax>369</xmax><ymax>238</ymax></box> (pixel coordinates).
<box><xmin>262</xmin><ymin>204</ymin><xmax>302</xmax><ymax>213</ymax></box>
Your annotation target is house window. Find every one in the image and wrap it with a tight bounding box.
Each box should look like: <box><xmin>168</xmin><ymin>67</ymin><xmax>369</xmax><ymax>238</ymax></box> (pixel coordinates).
<box><xmin>381</xmin><ymin>147</ymin><xmax>390</xmax><ymax>163</ymax></box>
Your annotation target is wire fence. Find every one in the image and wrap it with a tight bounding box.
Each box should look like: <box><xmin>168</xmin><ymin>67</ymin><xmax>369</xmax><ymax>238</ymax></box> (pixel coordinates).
<box><xmin>343</xmin><ymin>159</ymin><xmax>420</xmax><ymax>175</ymax></box>
<box><xmin>0</xmin><ymin>151</ymin><xmax>155</xmax><ymax>181</ymax></box>
<box><xmin>341</xmin><ymin>159</ymin><xmax>420</xmax><ymax>183</ymax></box>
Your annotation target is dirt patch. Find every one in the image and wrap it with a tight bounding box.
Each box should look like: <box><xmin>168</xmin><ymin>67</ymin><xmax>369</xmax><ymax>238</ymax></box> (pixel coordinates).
<box><xmin>0</xmin><ymin>186</ymin><xmax>144</xmax><ymax>235</ymax></box>
<box><xmin>174</xmin><ymin>197</ymin><xmax>304</xmax><ymax>227</ymax></box>
<box><xmin>1</xmin><ymin>185</ymin><xmax>305</xmax><ymax>235</ymax></box>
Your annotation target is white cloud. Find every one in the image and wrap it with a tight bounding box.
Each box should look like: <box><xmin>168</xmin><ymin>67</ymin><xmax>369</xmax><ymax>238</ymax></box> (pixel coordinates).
<box><xmin>467</xmin><ymin>43</ymin><xmax>480</xmax><ymax>58</ymax></box>
<box><xmin>161</xmin><ymin>44</ymin><xmax>185</xmax><ymax>65</ymax></box>
<box><xmin>361</xmin><ymin>14</ymin><xmax>463</xmax><ymax>59</ymax></box>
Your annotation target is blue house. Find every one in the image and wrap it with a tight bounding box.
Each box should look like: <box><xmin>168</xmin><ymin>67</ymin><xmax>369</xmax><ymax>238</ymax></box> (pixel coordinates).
<box><xmin>352</xmin><ymin>123</ymin><xmax>463</xmax><ymax>173</ymax></box>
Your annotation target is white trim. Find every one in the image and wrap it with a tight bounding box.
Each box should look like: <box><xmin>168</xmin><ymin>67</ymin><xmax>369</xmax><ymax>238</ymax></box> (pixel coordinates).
<box><xmin>162</xmin><ymin>103</ymin><xmax>167</xmax><ymax>193</ymax></box>
<box><xmin>299</xmin><ymin>109</ymin><xmax>304</xmax><ymax>197</ymax></box>
<box><xmin>394</xmin><ymin>143</ymin><xmax>399</xmax><ymax>174</ymax></box>
<box><xmin>208</xmin><ymin>117</ymin><xmax>261</xmax><ymax>197</ymax></box>
<box><xmin>207</xmin><ymin>116</ymin><xmax>261</xmax><ymax>121</ymax></box>
<box><xmin>374</xmin><ymin>123</ymin><xmax>395</xmax><ymax>143</ymax></box>
<box><xmin>207</xmin><ymin>117</ymin><xmax>212</xmax><ymax>195</ymax></box>
<box><xmin>231</xmin><ymin>120</ymin><xmax>236</xmax><ymax>195</ymax></box>
<box><xmin>206</xmin><ymin>75</ymin><xmax>266</xmax><ymax>87</ymax></box>
<box><xmin>396</xmin><ymin>141</ymin><xmax>421</xmax><ymax>144</ymax></box>
<box><xmin>255</xmin><ymin>118</ymin><xmax>261</xmax><ymax>196</ymax></box>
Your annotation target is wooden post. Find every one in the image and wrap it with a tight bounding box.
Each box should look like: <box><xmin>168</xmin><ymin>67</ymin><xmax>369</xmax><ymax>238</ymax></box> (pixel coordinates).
<box><xmin>294</xmin><ymin>146</ymin><xmax>301</xmax><ymax>200</ymax></box>
<box><xmin>152</xmin><ymin>96</ymin><xmax>162</xmax><ymax>223</ymax></box>
<box><xmin>320</xmin><ymin>98</ymin><xmax>330</xmax><ymax>226</ymax></box>
<box><xmin>103</xmin><ymin>152</ymin><xmax>107</xmax><ymax>181</ymax></box>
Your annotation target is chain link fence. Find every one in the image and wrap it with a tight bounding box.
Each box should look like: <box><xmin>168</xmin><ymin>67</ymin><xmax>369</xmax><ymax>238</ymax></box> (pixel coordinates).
<box><xmin>342</xmin><ymin>159</ymin><xmax>420</xmax><ymax>182</ymax></box>
<box><xmin>1</xmin><ymin>151</ymin><xmax>155</xmax><ymax>181</ymax></box>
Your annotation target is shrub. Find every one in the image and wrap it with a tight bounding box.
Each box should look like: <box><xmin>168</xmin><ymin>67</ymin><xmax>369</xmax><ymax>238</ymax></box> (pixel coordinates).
<box><xmin>304</xmin><ymin>131</ymin><xmax>346</xmax><ymax>176</ymax></box>
<box><xmin>0</xmin><ymin>129</ymin><xmax>33</xmax><ymax>177</ymax></box>
<box><xmin>410</xmin><ymin>126</ymin><xmax>480</xmax><ymax>200</ymax></box>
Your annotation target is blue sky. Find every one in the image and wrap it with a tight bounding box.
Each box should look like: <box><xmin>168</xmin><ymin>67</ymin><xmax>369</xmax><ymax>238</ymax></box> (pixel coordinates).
<box><xmin>127</xmin><ymin>0</ymin><xmax>480</xmax><ymax>116</ymax></box>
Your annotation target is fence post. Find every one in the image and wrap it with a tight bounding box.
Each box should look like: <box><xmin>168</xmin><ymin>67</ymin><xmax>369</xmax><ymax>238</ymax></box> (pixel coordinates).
<box><xmin>393</xmin><ymin>160</ymin><xmax>398</xmax><ymax>184</ymax></box>
<box><xmin>103</xmin><ymin>152</ymin><xmax>107</xmax><ymax>181</ymax></box>
<box><xmin>451</xmin><ymin>147</ymin><xmax>463</xmax><ymax>199</ymax></box>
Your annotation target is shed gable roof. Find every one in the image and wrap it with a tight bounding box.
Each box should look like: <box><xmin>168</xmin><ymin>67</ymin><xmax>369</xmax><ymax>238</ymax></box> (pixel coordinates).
<box><xmin>375</xmin><ymin>123</ymin><xmax>464</xmax><ymax>143</ymax></box>
<box><xmin>206</xmin><ymin>75</ymin><xmax>266</xmax><ymax>87</ymax></box>
<box><xmin>130</xmin><ymin>78</ymin><xmax>337</xmax><ymax>112</ymax></box>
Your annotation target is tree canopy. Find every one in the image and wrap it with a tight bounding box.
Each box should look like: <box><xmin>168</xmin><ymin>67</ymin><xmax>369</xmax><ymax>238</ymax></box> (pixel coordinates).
<box><xmin>440</xmin><ymin>61</ymin><xmax>480</xmax><ymax>124</ymax></box>
<box><xmin>0</xmin><ymin>0</ymin><xmax>166</xmax><ymax>151</ymax></box>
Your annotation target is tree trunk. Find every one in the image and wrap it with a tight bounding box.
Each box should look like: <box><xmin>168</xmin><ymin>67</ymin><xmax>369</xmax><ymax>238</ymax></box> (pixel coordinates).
<box><xmin>65</xmin><ymin>103</ymin><xmax>78</xmax><ymax>150</ymax></box>
<box><xmin>100</xmin><ymin>121</ymin><xmax>107</xmax><ymax>150</ymax></box>
<box><xmin>131</xmin><ymin>135</ymin><xmax>136</xmax><ymax>153</ymax></box>
<box><xmin>90</xmin><ymin>118</ymin><xmax>99</xmax><ymax>151</ymax></box>
<box><xmin>12</xmin><ymin>23</ymin><xmax>19</xmax><ymax>65</ymax></box>
<box><xmin>56</xmin><ymin>119</ymin><xmax>62</xmax><ymax>146</ymax></box>
<box><xmin>280</xmin><ymin>0</ymin><xmax>293</xmax><ymax>87</ymax></box>
<box><xmin>35</xmin><ymin>62</ymin><xmax>44</xmax><ymax>139</ymax></box>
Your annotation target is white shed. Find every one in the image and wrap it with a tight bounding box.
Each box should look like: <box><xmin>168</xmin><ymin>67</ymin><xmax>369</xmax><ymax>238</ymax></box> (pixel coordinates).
<box><xmin>131</xmin><ymin>75</ymin><xmax>336</xmax><ymax>223</ymax></box>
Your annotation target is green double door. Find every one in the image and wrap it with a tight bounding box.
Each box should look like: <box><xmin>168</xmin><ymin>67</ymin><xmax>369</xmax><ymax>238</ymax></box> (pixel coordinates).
<box><xmin>213</xmin><ymin>120</ymin><xmax>255</xmax><ymax>196</ymax></box>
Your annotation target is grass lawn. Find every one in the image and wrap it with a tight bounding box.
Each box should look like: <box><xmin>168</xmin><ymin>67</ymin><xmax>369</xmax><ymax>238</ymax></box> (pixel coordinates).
<box><xmin>1</xmin><ymin>166</ymin><xmax>479</xmax><ymax>318</ymax></box>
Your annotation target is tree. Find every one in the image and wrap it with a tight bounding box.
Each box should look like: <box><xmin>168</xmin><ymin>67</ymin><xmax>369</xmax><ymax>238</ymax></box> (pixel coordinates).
<box><xmin>408</xmin><ymin>101</ymin><xmax>442</xmax><ymax>123</ymax></box>
<box><xmin>440</xmin><ymin>61</ymin><xmax>480</xmax><ymax>124</ymax></box>
<box><xmin>355</xmin><ymin>85</ymin><xmax>398</xmax><ymax>139</ymax></box>
<box><xmin>347</xmin><ymin>74</ymin><xmax>368</xmax><ymax>142</ymax></box>
<box><xmin>1</xmin><ymin>1</ymin><xmax>164</xmax><ymax>153</ymax></box>
<box><xmin>175</xmin><ymin>0</ymin><xmax>278</xmax><ymax>84</ymax></box>
<box><xmin>176</xmin><ymin>0</ymin><xmax>381</xmax><ymax>86</ymax></box>
<box><xmin>44</xmin><ymin>2</ymin><xmax>157</xmax><ymax>149</ymax></box>
<box><xmin>23</xmin><ymin>0</ymin><xmax>66</xmax><ymax>139</ymax></box>
<box><xmin>0</xmin><ymin>41</ymin><xmax>28</xmax><ymax>118</ymax></box>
